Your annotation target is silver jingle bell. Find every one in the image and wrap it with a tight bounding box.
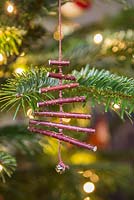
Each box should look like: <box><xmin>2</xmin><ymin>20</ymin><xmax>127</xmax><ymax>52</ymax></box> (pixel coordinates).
<box><xmin>55</xmin><ymin>163</ymin><xmax>66</xmax><ymax>174</ymax></box>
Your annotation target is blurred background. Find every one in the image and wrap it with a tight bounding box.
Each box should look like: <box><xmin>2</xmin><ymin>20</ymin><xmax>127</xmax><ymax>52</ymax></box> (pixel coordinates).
<box><xmin>0</xmin><ymin>0</ymin><xmax>134</xmax><ymax>199</ymax></box>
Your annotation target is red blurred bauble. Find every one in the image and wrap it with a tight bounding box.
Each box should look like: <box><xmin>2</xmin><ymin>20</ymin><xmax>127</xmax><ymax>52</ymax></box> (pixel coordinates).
<box><xmin>61</xmin><ymin>0</ymin><xmax>92</xmax><ymax>18</ymax></box>
<box><xmin>74</xmin><ymin>0</ymin><xmax>92</xmax><ymax>10</ymax></box>
<box><xmin>88</xmin><ymin>115</ymin><xmax>110</xmax><ymax>149</ymax></box>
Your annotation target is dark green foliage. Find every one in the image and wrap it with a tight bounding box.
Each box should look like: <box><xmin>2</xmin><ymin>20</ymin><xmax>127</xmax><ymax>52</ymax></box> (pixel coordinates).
<box><xmin>0</xmin><ymin>124</ymin><xmax>43</xmax><ymax>182</ymax></box>
<box><xmin>0</xmin><ymin>151</ymin><xmax>16</xmax><ymax>182</ymax></box>
<box><xmin>0</xmin><ymin>124</ymin><xmax>42</xmax><ymax>155</ymax></box>
<box><xmin>0</xmin><ymin>152</ymin><xmax>133</xmax><ymax>200</ymax></box>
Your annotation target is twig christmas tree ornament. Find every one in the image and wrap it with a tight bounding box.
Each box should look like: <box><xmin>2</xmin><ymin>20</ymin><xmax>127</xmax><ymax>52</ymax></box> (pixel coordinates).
<box><xmin>28</xmin><ymin>0</ymin><xmax>97</xmax><ymax>173</ymax></box>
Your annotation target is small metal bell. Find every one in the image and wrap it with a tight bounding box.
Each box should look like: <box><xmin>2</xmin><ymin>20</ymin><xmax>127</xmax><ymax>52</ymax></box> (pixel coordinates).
<box><xmin>55</xmin><ymin>163</ymin><xmax>66</xmax><ymax>174</ymax></box>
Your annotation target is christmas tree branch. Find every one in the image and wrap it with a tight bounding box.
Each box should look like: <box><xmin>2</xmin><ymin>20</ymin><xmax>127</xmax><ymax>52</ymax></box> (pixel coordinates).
<box><xmin>73</xmin><ymin>65</ymin><xmax>134</xmax><ymax>119</ymax></box>
<box><xmin>0</xmin><ymin>124</ymin><xmax>41</xmax><ymax>155</ymax></box>
<box><xmin>0</xmin><ymin>124</ymin><xmax>43</xmax><ymax>182</ymax></box>
<box><xmin>0</xmin><ymin>66</ymin><xmax>134</xmax><ymax>119</ymax></box>
<box><xmin>0</xmin><ymin>67</ymin><xmax>57</xmax><ymax>119</ymax></box>
<box><xmin>0</xmin><ymin>151</ymin><xmax>16</xmax><ymax>182</ymax></box>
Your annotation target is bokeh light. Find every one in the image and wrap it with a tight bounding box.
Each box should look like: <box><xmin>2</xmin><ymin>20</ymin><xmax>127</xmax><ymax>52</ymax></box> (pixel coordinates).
<box><xmin>15</xmin><ymin>67</ymin><xmax>24</xmax><ymax>74</ymax></box>
<box><xmin>71</xmin><ymin>152</ymin><xmax>96</xmax><ymax>165</ymax></box>
<box><xmin>0</xmin><ymin>164</ymin><xmax>3</xmax><ymax>172</ymax></box>
<box><xmin>27</xmin><ymin>109</ymin><xmax>34</xmax><ymax>119</ymax></box>
<box><xmin>62</xmin><ymin>118</ymin><xmax>71</xmax><ymax>123</ymax></box>
<box><xmin>112</xmin><ymin>46</ymin><xmax>118</xmax><ymax>52</ymax></box>
<box><xmin>0</xmin><ymin>70</ymin><xmax>4</xmax><ymax>78</ymax></box>
<box><xmin>0</xmin><ymin>53</ymin><xmax>4</xmax><ymax>62</ymax></box>
<box><xmin>7</xmin><ymin>3</ymin><xmax>14</xmax><ymax>13</ymax></box>
<box><xmin>53</xmin><ymin>30</ymin><xmax>64</xmax><ymax>41</ymax></box>
<box><xmin>113</xmin><ymin>104</ymin><xmax>120</xmax><ymax>110</ymax></box>
<box><xmin>83</xmin><ymin>170</ymin><xmax>92</xmax><ymax>178</ymax></box>
<box><xmin>90</xmin><ymin>174</ymin><xmax>99</xmax><ymax>183</ymax></box>
<box><xmin>93</xmin><ymin>33</ymin><xmax>103</xmax><ymax>44</ymax></box>
<box><xmin>84</xmin><ymin>197</ymin><xmax>90</xmax><ymax>200</ymax></box>
<box><xmin>83</xmin><ymin>182</ymin><xmax>95</xmax><ymax>193</ymax></box>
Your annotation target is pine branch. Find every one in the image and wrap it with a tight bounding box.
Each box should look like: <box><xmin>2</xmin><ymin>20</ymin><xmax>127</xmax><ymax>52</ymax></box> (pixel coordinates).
<box><xmin>0</xmin><ymin>124</ymin><xmax>42</xmax><ymax>155</ymax></box>
<box><xmin>73</xmin><ymin>65</ymin><xmax>134</xmax><ymax>119</ymax></box>
<box><xmin>0</xmin><ymin>124</ymin><xmax>43</xmax><ymax>182</ymax></box>
<box><xmin>0</xmin><ymin>66</ymin><xmax>134</xmax><ymax>119</ymax></box>
<box><xmin>0</xmin><ymin>151</ymin><xmax>16</xmax><ymax>182</ymax></box>
<box><xmin>0</xmin><ymin>67</ymin><xmax>57</xmax><ymax>118</ymax></box>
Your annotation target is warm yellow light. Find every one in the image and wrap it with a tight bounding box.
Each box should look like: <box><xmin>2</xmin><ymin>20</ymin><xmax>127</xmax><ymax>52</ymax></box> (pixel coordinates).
<box><xmin>7</xmin><ymin>3</ymin><xmax>14</xmax><ymax>13</ymax></box>
<box><xmin>113</xmin><ymin>104</ymin><xmax>120</xmax><ymax>110</ymax></box>
<box><xmin>71</xmin><ymin>152</ymin><xmax>96</xmax><ymax>165</ymax></box>
<box><xmin>104</xmin><ymin>38</ymin><xmax>112</xmax><ymax>47</ymax></box>
<box><xmin>53</xmin><ymin>30</ymin><xmax>64</xmax><ymax>41</ymax></box>
<box><xmin>127</xmin><ymin>48</ymin><xmax>132</xmax><ymax>53</ymax></box>
<box><xmin>90</xmin><ymin>174</ymin><xmax>99</xmax><ymax>183</ymax></box>
<box><xmin>4</xmin><ymin>72</ymin><xmax>10</xmax><ymax>78</ymax></box>
<box><xmin>62</xmin><ymin>118</ymin><xmax>71</xmax><ymax>123</ymax></box>
<box><xmin>15</xmin><ymin>67</ymin><xmax>24</xmax><ymax>74</ymax></box>
<box><xmin>93</xmin><ymin>34</ymin><xmax>103</xmax><ymax>44</ymax></box>
<box><xmin>0</xmin><ymin>53</ymin><xmax>4</xmax><ymax>62</ymax></box>
<box><xmin>77</xmin><ymin>170</ymin><xmax>84</xmax><ymax>174</ymax></box>
<box><xmin>0</xmin><ymin>164</ymin><xmax>3</xmax><ymax>172</ymax></box>
<box><xmin>48</xmin><ymin>11</ymin><xmax>57</xmax><ymax>16</ymax></box>
<box><xmin>84</xmin><ymin>197</ymin><xmax>90</xmax><ymax>200</ymax></box>
<box><xmin>27</xmin><ymin>108</ymin><xmax>34</xmax><ymax>119</ymax></box>
<box><xmin>119</xmin><ymin>55</ymin><xmax>126</xmax><ymax>61</ymax></box>
<box><xmin>20</xmin><ymin>52</ymin><xmax>25</xmax><ymax>57</ymax></box>
<box><xmin>118</xmin><ymin>42</ymin><xmax>125</xmax><ymax>49</ymax></box>
<box><xmin>112</xmin><ymin>46</ymin><xmax>118</xmax><ymax>53</ymax></box>
<box><xmin>0</xmin><ymin>71</ymin><xmax>4</xmax><ymax>78</ymax></box>
<box><xmin>83</xmin><ymin>170</ymin><xmax>92</xmax><ymax>178</ymax></box>
<box><xmin>83</xmin><ymin>182</ymin><xmax>95</xmax><ymax>193</ymax></box>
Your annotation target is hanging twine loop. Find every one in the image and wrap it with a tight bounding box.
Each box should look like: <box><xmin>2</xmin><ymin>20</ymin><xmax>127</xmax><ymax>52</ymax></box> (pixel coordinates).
<box><xmin>57</xmin><ymin>0</ymin><xmax>67</xmax><ymax>172</ymax></box>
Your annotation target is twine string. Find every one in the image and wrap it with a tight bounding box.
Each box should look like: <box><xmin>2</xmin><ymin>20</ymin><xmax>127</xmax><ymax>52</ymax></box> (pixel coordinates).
<box><xmin>58</xmin><ymin>0</ymin><xmax>63</xmax><ymax>164</ymax></box>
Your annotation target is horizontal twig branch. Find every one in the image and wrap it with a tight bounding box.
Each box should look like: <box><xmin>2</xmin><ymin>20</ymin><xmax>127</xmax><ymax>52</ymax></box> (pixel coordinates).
<box><xmin>29</xmin><ymin>119</ymin><xmax>95</xmax><ymax>133</ymax></box>
<box><xmin>39</xmin><ymin>83</ymin><xmax>79</xmax><ymax>93</ymax></box>
<box><xmin>28</xmin><ymin>126</ymin><xmax>97</xmax><ymax>151</ymax></box>
<box><xmin>47</xmin><ymin>72</ymin><xmax>76</xmax><ymax>81</ymax></box>
<box><xmin>49</xmin><ymin>60</ymin><xmax>70</xmax><ymax>66</ymax></box>
<box><xmin>34</xmin><ymin>111</ymin><xmax>91</xmax><ymax>119</ymax></box>
<box><xmin>37</xmin><ymin>96</ymin><xmax>86</xmax><ymax>107</ymax></box>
